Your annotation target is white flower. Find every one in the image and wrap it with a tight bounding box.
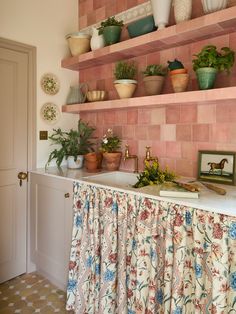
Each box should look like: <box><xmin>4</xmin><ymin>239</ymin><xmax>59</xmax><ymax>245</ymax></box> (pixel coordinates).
<box><xmin>103</xmin><ymin>138</ymin><xmax>108</xmax><ymax>144</ymax></box>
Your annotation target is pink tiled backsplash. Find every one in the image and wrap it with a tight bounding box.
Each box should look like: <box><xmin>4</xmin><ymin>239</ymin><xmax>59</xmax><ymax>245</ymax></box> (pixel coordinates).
<box><xmin>79</xmin><ymin>0</ymin><xmax>236</xmax><ymax>177</ymax></box>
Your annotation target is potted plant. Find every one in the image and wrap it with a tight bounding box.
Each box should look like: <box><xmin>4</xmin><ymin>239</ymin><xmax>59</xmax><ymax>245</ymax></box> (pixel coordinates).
<box><xmin>100</xmin><ymin>128</ymin><xmax>122</xmax><ymax>171</ymax></box>
<box><xmin>114</xmin><ymin>60</ymin><xmax>138</xmax><ymax>99</ymax></box>
<box><xmin>142</xmin><ymin>64</ymin><xmax>167</xmax><ymax>95</ymax></box>
<box><xmin>46</xmin><ymin>119</ymin><xmax>95</xmax><ymax>169</ymax></box>
<box><xmin>192</xmin><ymin>45</ymin><xmax>235</xmax><ymax>90</ymax></box>
<box><xmin>97</xmin><ymin>16</ymin><xmax>124</xmax><ymax>46</ymax></box>
<box><xmin>167</xmin><ymin>59</ymin><xmax>189</xmax><ymax>92</ymax></box>
<box><xmin>84</xmin><ymin>151</ymin><xmax>103</xmax><ymax>172</ymax></box>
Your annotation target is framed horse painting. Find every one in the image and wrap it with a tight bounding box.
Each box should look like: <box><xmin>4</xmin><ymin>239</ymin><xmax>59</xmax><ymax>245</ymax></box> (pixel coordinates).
<box><xmin>198</xmin><ymin>150</ymin><xmax>236</xmax><ymax>185</ymax></box>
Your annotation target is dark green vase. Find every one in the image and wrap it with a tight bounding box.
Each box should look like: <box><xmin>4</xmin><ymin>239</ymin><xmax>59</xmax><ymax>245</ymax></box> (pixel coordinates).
<box><xmin>103</xmin><ymin>26</ymin><xmax>122</xmax><ymax>45</ymax></box>
<box><xmin>196</xmin><ymin>67</ymin><xmax>217</xmax><ymax>90</ymax></box>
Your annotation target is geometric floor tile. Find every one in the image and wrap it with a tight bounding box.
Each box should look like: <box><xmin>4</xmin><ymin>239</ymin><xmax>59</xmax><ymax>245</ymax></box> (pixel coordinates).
<box><xmin>0</xmin><ymin>272</ymin><xmax>73</xmax><ymax>313</ymax></box>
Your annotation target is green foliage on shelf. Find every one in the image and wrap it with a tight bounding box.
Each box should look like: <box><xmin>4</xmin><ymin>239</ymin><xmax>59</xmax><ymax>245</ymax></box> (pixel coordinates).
<box><xmin>133</xmin><ymin>160</ymin><xmax>176</xmax><ymax>188</ymax></box>
<box><xmin>114</xmin><ymin>60</ymin><xmax>137</xmax><ymax>80</ymax></box>
<box><xmin>142</xmin><ymin>64</ymin><xmax>167</xmax><ymax>76</ymax></box>
<box><xmin>192</xmin><ymin>45</ymin><xmax>235</xmax><ymax>72</ymax></box>
<box><xmin>97</xmin><ymin>16</ymin><xmax>124</xmax><ymax>35</ymax></box>
<box><xmin>46</xmin><ymin>119</ymin><xmax>96</xmax><ymax>168</ymax></box>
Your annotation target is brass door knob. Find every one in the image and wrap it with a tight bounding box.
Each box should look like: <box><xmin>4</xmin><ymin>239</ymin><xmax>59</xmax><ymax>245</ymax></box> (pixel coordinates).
<box><xmin>18</xmin><ymin>172</ymin><xmax>28</xmax><ymax>186</ymax></box>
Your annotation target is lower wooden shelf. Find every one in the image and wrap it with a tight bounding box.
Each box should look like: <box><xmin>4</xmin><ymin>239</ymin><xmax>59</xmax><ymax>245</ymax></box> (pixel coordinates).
<box><xmin>61</xmin><ymin>86</ymin><xmax>236</xmax><ymax>113</ymax></box>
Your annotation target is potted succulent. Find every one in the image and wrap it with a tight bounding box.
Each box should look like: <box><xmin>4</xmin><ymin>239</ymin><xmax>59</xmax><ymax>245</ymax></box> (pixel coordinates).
<box><xmin>167</xmin><ymin>59</ymin><xmax>189</xmax><ymax>92</ymax></box>
<box><xmin>114</xmin><ymin>60</ymin><xmax>138</xmax><ymax>99</ymax></box>
<box><xmin>97</xmin><ymin>16</ymin><xmax>124</xmax><ymax>46</ymax></box>
<box><xmin>142</xmin><ymin>64</ymin><xmax>167</xmax><ymax>95</ymax></box>
<box><xmin>100</xmin><ymin>128</ymin><xmax>122</xmax><ymax>171</ymax></box>
<box><xmin>46</xmin><ymin>119</ymin><xmax>95</xmax><ymax>169</ymax></box>
<box><xmin>192</xmin><ymin>45</ymin><xmax>235</xmax><ymax>90</ymax></box>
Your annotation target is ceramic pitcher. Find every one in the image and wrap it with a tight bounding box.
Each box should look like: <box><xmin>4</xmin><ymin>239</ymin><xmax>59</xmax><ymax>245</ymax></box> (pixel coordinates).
<box><xmin>66</xmin><ymin>83</ymin><xmax>88</xmax><ymax>104</ymax></box>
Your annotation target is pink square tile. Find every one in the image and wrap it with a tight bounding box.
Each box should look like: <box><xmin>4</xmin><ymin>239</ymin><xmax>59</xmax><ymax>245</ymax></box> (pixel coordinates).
<box><xmin>138</xmin><ymin>109</ymin><xmax>151</xmax><ymax>124</ymax></box>
<box><xmin>103</xmin><ymin>111</ymin><xmax>116</xmax><ymax>125</ymax></box>
<box><xmin>151</xmin><ymin>141</ymin><xmax>166</xmax><ymax>158</ymax></box>
<box><xmin>216</xmin><ymin>103</ymin><xmax>236</xmax><ymax>123</ymax></box>
<box><xmin>180</xmin><ymin>104</ymin><xmax>197</xmax><ymax>123</ymax></box>
<box><xmin>159</xmin><ymin>158</ymin><xmax>176</xmax><ymax>173</ymax></box>
<box><xmin>115</xmin><ymin>110</ymin><xmax>127</xmax><ymax>125</ymax></box>
<box><xmin>192</xmin><ymin>124</ymin><xmax>210</xmax><ymax>142</ymax></box>
<box><xmin>160</xmin><ymin>125</ymin><xmax>176</xmax><ymax>141</ymax></box>
<box><xmin>166</xmin><ymin>105</ymin><xmax>180</xmax><ymax>124</ymax></box>
<box><xmin>176</xmin><ymin>159</ymin><xmax>195</xmax><ymax>177</ymax></box>
<box><xmin>122</xmin><ymin>125</ymin><xmax>135</xmax><ymax>139</ymax></box>
<box><xmin>197</xmin><ymin>104</ymin><xmax>216</xmax><ymax>124</ymax></box>
<box><xmin>148</xmin><ymin>125</ymin><xmax>161</xmax><ymax>140</ymax></box>
<box><xmin>150</xmin><ymin>108</ymin><xmax>166</xmax><ymax>125</ymax></box>
<box><xmin>127</xmin><ymin>110</ymin><xmax>138</xmax><ymax>124</ymax></box>
<box><xmin>135</xmin><ymin>125</ymin><xmax>148</xmax><ymax>140</ymax></box>
<box><xmin>176</xmin><ymin>124</ymin><xmax>192</xmax><ymax>141</ymax></box>
<box><xmin>166</xmin><ymin>142</ymin><xmax>181</xmax><ymax>158</ymax></box>
<box><xmin>181</xmin><ymin>142</ymin><xmax>198</xmax><ymax>161</ymax></box>
<box><xmin>210</xmin><ymin>123</ymin><xmax>229</xmax><ymax>143</ymax></box>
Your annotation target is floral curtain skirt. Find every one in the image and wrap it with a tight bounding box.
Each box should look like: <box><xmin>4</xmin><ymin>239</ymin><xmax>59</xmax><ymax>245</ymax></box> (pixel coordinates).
<box><xmin>66</xmin><ymin>182</ymin><xmax>236</xmax><ymax>314</ymax></box>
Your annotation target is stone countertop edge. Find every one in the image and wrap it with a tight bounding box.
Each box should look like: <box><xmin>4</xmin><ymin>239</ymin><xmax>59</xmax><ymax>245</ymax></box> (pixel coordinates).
<box><xmin>31</xmin><ymin>167</ymin><xmax>236</xmax><ymax>217</ymax></box>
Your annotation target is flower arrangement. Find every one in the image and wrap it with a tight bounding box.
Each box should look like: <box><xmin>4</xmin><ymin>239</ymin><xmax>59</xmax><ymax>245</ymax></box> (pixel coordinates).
<box><xmin>100</xmin><ymin>128</ymin><xmax>121</xmax><ymax>153</ymax></box>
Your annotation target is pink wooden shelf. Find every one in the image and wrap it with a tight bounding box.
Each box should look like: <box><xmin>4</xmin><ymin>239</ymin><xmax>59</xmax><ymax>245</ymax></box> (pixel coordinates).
<box><xmin>61</xmin><ymin>6</ymin><xmax>236</xmax><ymax>71</ymax></box>
<box><xmin>61</xmin><ymin>86</ymin><xmax>236</xmax><ymax>113</ymax></box>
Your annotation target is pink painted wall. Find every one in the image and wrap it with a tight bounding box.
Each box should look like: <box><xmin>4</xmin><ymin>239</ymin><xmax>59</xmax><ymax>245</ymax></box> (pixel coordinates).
<box><xmin>79</xmin><ymin>0</ymin><xmax>236</xmax><ymax>177</ymax></box>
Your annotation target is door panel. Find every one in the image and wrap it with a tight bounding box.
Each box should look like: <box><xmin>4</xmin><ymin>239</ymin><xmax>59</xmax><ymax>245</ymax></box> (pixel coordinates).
<box><xmin>0</xmin><ymin>47</ymin><xmax>28</xmax><ymax>283</ymax></box>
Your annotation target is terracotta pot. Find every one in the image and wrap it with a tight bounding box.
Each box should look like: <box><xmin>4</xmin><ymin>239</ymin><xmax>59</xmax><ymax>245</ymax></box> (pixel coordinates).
<box><xmin>103</xmin><ymin>152</ymin><xmax>122</xmax><ymax>171</ymax></box>
<box><xmin>170</xmin><ymin>68</ymin><xmax>187</xmax><ymax>75</ymax></box>
<box><xmin>143</xmin><ymin>75</ymin><xmax>165</xmax><ymax>96</ymax></box>
<box><xmin>84</xmin><ymin>152</ymin><xmax>103</xmax><ymax>172</ymax></box>
<box><xmin>114</xmin><ymin>79</ymin><xmax>137</xmax><ymax>99</ymax></box>
<box><xmin>170</xmin><ymin>73</ymin><xmax>189</xmax><ymax>93</ymax></box>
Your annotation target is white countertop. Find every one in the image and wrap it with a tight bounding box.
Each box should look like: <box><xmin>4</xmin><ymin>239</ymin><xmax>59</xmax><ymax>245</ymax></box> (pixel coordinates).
<box><xmin>31</xmin><ymin>167</ymin><xmax>236</xmax><ymax>217</ymax></box>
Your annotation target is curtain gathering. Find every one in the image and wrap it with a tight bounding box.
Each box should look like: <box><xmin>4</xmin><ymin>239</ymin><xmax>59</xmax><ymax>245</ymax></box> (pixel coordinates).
<box><xmin>66</xmin><ymin>182</ymin><xmax>236</xmax><ymax>314</ymax></box>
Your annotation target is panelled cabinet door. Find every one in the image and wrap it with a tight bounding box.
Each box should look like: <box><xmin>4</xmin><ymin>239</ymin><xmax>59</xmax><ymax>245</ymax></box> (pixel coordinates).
<box><xmin>30</xmin><ymin>173</ymin><xmax>73</xmax><ymax>290</ymax></box>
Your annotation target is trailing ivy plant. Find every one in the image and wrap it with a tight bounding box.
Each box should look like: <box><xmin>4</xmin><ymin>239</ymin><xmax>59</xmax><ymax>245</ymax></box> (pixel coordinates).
<box><xmin>192</xmin><ymin>45</ymin><xmax>235</xmax><ymax>73</ymax></box>
<box><xmin>133</xmin><ymin>160</ymin><xmax>176</xmax><ymax>188</ymax></box>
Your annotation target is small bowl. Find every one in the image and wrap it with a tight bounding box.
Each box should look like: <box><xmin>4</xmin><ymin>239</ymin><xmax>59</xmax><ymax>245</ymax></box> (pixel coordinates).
<box><xmin>127</xmin><ymin>15</ymin><xmax>157</xmax><ymax>38</ymax></box>
<box><xmin>86</xmin><ymin>90</ymin><xmax>106</xmax><ymax>102</ymax></box>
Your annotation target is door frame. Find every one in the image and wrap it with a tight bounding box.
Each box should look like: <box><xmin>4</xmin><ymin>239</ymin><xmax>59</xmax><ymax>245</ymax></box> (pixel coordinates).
<box><xmin>0</xmin><ymin>37</ymin><xmax>36</xmax><ymax>273</ymax></box>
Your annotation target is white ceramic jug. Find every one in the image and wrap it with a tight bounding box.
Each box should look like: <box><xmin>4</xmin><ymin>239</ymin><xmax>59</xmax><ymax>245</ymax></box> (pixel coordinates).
<box><xmin>90</xmin><ymin>27</ymin><xmax>105</xmax><ymax>51</ymax></box>
<box><xmin>150</xmin><ymin>0</ymin><xmax>172</xmax><ymax>29</ymax></box>
<box><xmin>201</xmin><ymin>0</ymin><xmax>228</xmax><ymax>14</ymax></box>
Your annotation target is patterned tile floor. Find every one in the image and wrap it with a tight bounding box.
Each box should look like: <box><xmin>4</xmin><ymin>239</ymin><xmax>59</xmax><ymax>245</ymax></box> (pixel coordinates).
<box><xmin>0</xmin><ymin>272</ymin><xmax>73</xmax><ymax>313</ymax></box>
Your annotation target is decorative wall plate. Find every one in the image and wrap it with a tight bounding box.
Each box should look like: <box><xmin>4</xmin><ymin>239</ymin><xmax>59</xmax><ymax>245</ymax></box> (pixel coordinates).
<box><xmin>40</xmin><ymin>73</ymin><xmax>60</xmax><ymax>95</ymax></box>
<box><xmin>40</xmin><ymin>103</ymin><xmax>60</xmax><ymax>124</ymax></box>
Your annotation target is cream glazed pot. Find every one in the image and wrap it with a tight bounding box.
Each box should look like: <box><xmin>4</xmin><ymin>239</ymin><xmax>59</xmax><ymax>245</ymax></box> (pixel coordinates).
<box><xmin>174</xmin><ymin>0</ymin><xmax>192</xmax><ymax>24</ymax></box>
<box><xmin>90</xmin><ymin>27</ymin><xmax>105</xmax><ymax>51</ymax></box>
<box><xmin>201</xmin><ymin>0</ymin><xmax>228</xmax><ymax>13</ymax></box>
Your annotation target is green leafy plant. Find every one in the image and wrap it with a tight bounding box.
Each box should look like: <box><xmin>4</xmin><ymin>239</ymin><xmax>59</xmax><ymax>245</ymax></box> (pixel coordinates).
<box><xmin>192</xmin><ymin>45</ymin><xmax>235</xmax><ymax>72</ymax></box>
<box><xmin>114</xmin><ymin>60</ymin><xmax>137</xmax><ymax>80</ymax></box>
<box><xmin>167</xmin><ymin>59</ymin><xmax>185</xmax><ymax>71</ymax></box>
<box><xmin>133</xmin><ymin>160</ymin><xmax>176</xmax><ymax>188</ymax></box>
<box><xmin>46</xmin><ymin>119</ymin><xmax>96</xmax><ymax>168</ymax></box>
<box><xmin>97</xmin><ymin>16</ymin><xmax>124</xmax><ymax>35</ymax></box>
<box><xmin>100</xmin><ymin>128</ymin><xmax>121</xmax><ymax>153</ymax></box>
<box><xmin>143</xmin><ymin>64</ymin><xmax>167</xmax><ymax>76</ymax></box>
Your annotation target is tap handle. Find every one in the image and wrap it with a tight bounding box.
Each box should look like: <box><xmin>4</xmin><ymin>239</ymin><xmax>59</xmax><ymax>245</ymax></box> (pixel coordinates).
<box><xmin>145</xmin><ymin>146</ymin><xmax>151</xmax><ymax>159</ymax></box>
<box><xmin>124</xmin><ymin>145</ymin><xmax>130</xmax><ymax>158</ymax></box>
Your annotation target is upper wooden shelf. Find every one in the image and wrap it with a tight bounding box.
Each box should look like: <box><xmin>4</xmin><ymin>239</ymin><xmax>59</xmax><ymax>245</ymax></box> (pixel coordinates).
<box><xmin>61</xmin><ymin>86</ymin><xmax>236</xmax><ymax>113</ymax></box>
<box><xmin>61</xmin><ymin>6</ymin><xmax>236</xmax><ymax>71</ymax></box>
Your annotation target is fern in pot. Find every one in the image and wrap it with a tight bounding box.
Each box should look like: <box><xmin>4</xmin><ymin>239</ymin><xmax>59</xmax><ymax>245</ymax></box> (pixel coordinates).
<box><xmin>46</xmin><ymin>119</ymin><xmax>95</xmax><ymax>169</ymax></box>
<box><xmin>114</xmin><ymin>60</ymin><xmax>138</xmax><ymax>98</ymax></box>
<box><xmin>143</xmin><ymin>64</ymin><xmax>167</xmax><ymax>95</ymax></box>
<box><xmin>192</xmin><ymin>45</ymin><xmax>235</xmax><ymax>90</ymax></box>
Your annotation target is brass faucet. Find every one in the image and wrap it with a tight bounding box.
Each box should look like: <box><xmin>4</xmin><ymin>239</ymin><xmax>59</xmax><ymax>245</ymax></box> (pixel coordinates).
<box><xmin>124</xmin><ymin>145</ymin><xmax>139</xmax><ymax>173</ymax></box>
<box><xmin>144</xmin><ymin>146</ymin><xmax>158</xmax><ymax>163</ymax></box>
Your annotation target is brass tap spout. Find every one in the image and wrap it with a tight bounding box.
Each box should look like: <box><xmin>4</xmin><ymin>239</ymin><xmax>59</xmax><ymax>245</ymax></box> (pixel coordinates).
<box><xmin>144</xmin><ymin>146</ymin><xmax>158</xmax><ymax>163</ymax></box>
<box><xmin>124</xmin><ymin>145</ymin><xmax>139</xmax><ymax>173</ymax></box>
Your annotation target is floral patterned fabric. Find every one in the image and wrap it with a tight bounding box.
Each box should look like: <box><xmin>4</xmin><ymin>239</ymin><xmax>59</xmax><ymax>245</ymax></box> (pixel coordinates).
<box><xmin>66</xmin><ymin>182</ymin><xmax>236</xmax><ymax>314</ymax></box>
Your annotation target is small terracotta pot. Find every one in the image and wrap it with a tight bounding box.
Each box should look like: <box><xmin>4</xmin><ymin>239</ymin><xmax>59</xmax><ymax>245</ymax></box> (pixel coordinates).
<box><xmin>143</xmin><ymin>75</ymin><xmax>165</xmax><ymax>95</ymax></box>
<box><xmin>170</xmin><ymin>73</ymin><xmax>189</xmax><ymax>93</ymax></box>
<box><xmin>103</xmin><ymin>152</ymin><xmax>122</xmax><ymax>171</ymax></box>
<box><xmin>84</xmin><ymin>152</ymin><xmax>103</xmax><ymax>172</ymax></box>
<box><xmin>170</xmin><ymin>68</ymin><xmax>187</xmax><ymax>75</ymax></box>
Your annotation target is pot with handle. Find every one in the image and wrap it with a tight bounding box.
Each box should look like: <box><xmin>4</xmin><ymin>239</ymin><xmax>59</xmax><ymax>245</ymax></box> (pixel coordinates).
<box><xmin>66</xmin><ymin>83</ymin><xmax>88</xmax><ymax>104</ymax></box>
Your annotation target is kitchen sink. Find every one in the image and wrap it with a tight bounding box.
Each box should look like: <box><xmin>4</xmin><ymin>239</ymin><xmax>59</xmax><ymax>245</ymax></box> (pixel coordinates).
<box><xmin>82</xmin><ymin>171</ymin><xmax>139</xmax><ymax>189</ymax></box>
